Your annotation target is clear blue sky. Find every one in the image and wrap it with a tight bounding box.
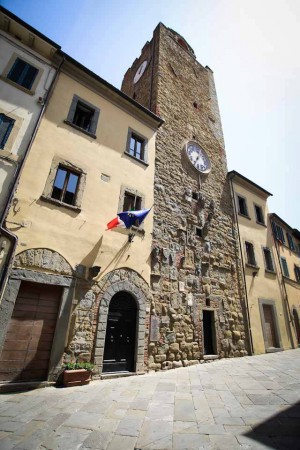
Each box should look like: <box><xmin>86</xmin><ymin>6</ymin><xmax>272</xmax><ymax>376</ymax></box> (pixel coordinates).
<box><xmin>2</xmin><ymin>0</ymin><xmax>300</xmax><ymax>228</ymax></box>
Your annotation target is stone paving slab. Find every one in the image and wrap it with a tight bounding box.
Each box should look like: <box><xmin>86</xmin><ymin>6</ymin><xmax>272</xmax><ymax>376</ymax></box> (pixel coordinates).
<box><xmin>0</xmin><ymin>349</ymin><xmax>300</xmax><ymax>449</ymax></box>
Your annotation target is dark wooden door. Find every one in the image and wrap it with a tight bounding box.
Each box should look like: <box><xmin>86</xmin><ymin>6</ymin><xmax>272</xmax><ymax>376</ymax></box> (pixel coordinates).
<box><xmin>293</xmin><ymin>309</ymin><xmax>300</xmax><ymax>345</ymax></box>
<box><xmin>203</xmin><ymin>310</ymin><xmax>215</xmax><ymax>355</ymax></box>
<box><xmin>103</xmin><ymin>292</ymin><xmax>137</xmax><ymax>373</ymax></box>
<box><xmin>0</xmin><ymin>282</ymin><xmax>62</xmax><ymax>382</ymax></box>
<box><xmin>263</xmin><ymin>304</ymin><xmax>278</xmax><ymax>348</ymax></box>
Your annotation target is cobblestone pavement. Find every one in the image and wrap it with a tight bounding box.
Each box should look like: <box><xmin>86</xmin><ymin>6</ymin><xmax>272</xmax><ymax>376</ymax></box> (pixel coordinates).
<box><xmin>0</xmin><ymin>349</ymin><xmax>300</xmax><ymax>450</ymax></box>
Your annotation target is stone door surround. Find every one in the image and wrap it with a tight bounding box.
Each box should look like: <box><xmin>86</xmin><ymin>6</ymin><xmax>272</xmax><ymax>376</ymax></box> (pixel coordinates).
<box><xmin>94</xmin><ymin>277</ymin><xmax>147</xmax><ymax>375</ymax></box>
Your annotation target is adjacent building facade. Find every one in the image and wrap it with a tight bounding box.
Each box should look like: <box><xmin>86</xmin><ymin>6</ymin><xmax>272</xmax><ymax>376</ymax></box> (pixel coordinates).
<box><xmin>229</xmin><ymin>171</ymin><xmax>293</xmax><ymax>354</ymax></box>
<box><xmin>0</xmin><ymin>24</ymin><xmax>162</xmax><ymax>382</ymax></box>
<box><xmin>0</xmin><ymin>7</ymin><xmax>59</xmax><ymax>297</ymax></box>
<box><xmin>270</xmin><ymin>213</ymin><xmax>300</xmax><ymax>347</ymax></box>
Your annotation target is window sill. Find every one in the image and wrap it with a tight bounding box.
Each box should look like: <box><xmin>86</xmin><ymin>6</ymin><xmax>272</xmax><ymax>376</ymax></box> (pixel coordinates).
<box><xmin>246</xmin><ymin>263</ymin><xmax>259</xmax><ymax>270</ymax></box>
<box><xmin>265</xmin><ymin>269</ymin><xmax>276</xmax><ymax>275</ymax></box>
<box><xmin>0</xmin><ymin>76</ymin><xmax>35</xmax><ymax>95</ymax></box>
<box><xmin>40</xmin><ymin>195</ymin><xmax>81</xmax><ymax>212</ymax></box>
<box><xmin>238</xmin><ymin>212</ymin><xmax>251</xmax><ymax>220</ymax></box>
<box><xmin>256</xmin><ymin>221</ymin><xmax>266</xmax><ymax>227</ymax></box>
<box><xmin>124</xmin><ymin>151</ymin><xmax>149</xmax><ymax>166</ymax></box>
<box><xmin>64</xmin><ymin>120</ymin><xmax>96</xmax><ymax>139</ymax></box>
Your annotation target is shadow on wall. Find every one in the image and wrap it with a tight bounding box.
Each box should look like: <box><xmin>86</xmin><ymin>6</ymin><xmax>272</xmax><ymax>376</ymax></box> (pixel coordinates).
<box><xmin>244</xmin><ymin>401</ymin><xmax>300</xmax><ymax>449</ymax></box>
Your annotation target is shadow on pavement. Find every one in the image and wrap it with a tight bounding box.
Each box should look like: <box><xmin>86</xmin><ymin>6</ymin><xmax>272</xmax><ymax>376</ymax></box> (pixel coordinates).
<box><xmin>245</xmin><ymin>401</ymin><xmax>300</xmax><ymax>449</ymax></box>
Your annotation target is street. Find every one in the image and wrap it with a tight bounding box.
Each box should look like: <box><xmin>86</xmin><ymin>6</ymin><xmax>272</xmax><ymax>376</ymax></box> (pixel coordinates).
<box><xmin>0</xmin><ymin>349</ymin><xmax>299</xmax><ymax>449</ymax></box>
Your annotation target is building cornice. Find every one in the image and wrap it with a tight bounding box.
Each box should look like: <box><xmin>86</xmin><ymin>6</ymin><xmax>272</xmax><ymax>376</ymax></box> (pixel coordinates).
<box><xmin>228</xmin><ymin>170</ymin><xmax>272</xmax><ymax>198</ymax></box>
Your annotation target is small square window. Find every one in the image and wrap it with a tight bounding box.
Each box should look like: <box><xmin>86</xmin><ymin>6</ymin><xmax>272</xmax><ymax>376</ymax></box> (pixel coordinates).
<box><xmin>294</xmin><ymin>265</ymin><xmax>300</xmax><ymax>283</ymax></box>
<box><xmin>245</xmin><ymin>241</ymin><xmax>256</xmax><ymax>266</ymax></box>
<box><xmin>280</xmin><ymin>257</ymin><xmax>289</xmax><ymax>278</ymax></box>
<box><xmin>0</xmin><ymin>114</ymin><xmax>15</xmax><ymax>149</ymax></box>
<box><xmin>51</xmin><ymin>166</ymin><xmax>80</xmax><ymax>206</ymax></box>
<box><xmin>195</xmin><ymin>226</ymin><xmax>202</xmax><ymax>238</ymax></box>
<box><xmin>237</xmin><ymin>195</ymin><xmax>248</xmax><ymax>217</ymax></box>
<box><xmin>125</xmin><ymin>129</ymin><xmax>148</xmax><ymax>163</ymax></box>
<box><xmin>254</xmin><ymin>205</ymin><xmax>264</xmax><ymax>224</ymax></box>
<box><xmin>66</xmin><ymin>95</ymin><xmax>100</xmax><ymax>137</ymax></box>
<box><xmin>263</xmin><ymin>247</ymin><xmax>274</xmax><ymax>272</ymax></box>
<box><xmin>7</xmin><ymin>57</ymin><xmax>38</xmax><ymax>90</ymax></box>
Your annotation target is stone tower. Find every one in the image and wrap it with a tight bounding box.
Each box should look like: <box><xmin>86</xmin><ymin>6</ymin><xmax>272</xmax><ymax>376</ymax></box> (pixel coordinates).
<box><xmin>122</xmin><ymin>24</ymin><xmax>249</xmax><ymax>369</ymax></box>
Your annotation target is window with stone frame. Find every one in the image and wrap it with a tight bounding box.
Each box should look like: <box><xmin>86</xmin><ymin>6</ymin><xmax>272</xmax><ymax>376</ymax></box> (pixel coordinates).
<box><xmin>125</xmin><ymin>128</ymin><xmax>148</xmax><ymax>163</ymax></box>
<box><xmin>0</xmin><ymin>114</ymin><xmax>15</xmax><ymax>149</ymax></box>
<box><xmin>51</xmin><ymin>166</ymin><xmax>80</xmax><ymax>206</ymax></box>
<box><xmin>245</xmin><ymin>241</ymin><xmax>257</xmax><ymax>266</ymax></box>
<box><xmin>254</xmin><ymin>204</ymin><xmax>265</xmax><ymax>225</ymax></box>
<box><xmin>237</xmin><ymin>195</ymin><xmax>249</xmax><ymax>217</ymax></box>
<box><xmin>118</xmin><ymin>186</ymin><xmax>145</xmax><ymax>230</ymax></box>
<box><xmin>280</xmin><ymin>257</ymin><xmax>289</xmax><ymax>278</ymax></box>
<box><xmin>65</xmin><ymin>95</ymin><xmax>100</xmax><ymax>137</ymax></box>
<box><xmin>7</xmin><ymin>57</ymin><xmax>39</xmax><ymax>90</ymax></box>
<box><xmin>123</xmin><ymin>191</ymin><xmax>142</xmax><ymax>212</ymax></box>
<box><xmin>262</xmin><ymin>247</ymin><xmax>275</xmax><ymax>272</ymax></box>
<box><xmin>41</xmin><ymin>157</ymin><xmax>86</xmax><ymax>211</ymax></box>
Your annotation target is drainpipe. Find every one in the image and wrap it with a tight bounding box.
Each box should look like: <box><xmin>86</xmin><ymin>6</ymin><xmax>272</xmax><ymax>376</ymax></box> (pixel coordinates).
<box><xmin>269</xmin><ymin>214</ymin><xmax>295</xmax><ymax>349</ymax></box>
<box><xmin>228</xmin><ymin>173</ymin><xmax>254</xmax><ymax>355</ymax></box>
<box><xmin>0</xmin><ymin>54</ymin><xmax>65</xmax><ymax>300</ymax></box>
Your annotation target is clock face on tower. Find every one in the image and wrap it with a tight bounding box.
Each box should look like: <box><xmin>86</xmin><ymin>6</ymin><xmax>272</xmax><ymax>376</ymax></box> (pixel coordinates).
<box><xmin>133</xmin><ymin>60</ymin><xmax>148</xmax><ymax>84</ymax></box>
<box><xmin>185</xmin><ymin>142</ymin><xmax>211</xmax><ymax>173</ymax></box>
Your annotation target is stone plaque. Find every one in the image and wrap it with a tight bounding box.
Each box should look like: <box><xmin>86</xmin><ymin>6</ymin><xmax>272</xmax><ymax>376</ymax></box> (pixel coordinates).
<box><xmin>161</xmin><ymin>315</ymin><xmax>170</xmax><ymax>326</ymax></box>
<box><xmin>186</xmin><ymin>293</ymin><xmax>193</xmax><ymax>306</ymax></box>
<box><xmin>183</xmin><ymin>248</ymin><xmax>194</xmax><ymax>268</ymax></box>
<box><xmin>179</xmin><ymin>281</ymin><xmax>185</xmax><ymax>292</ymax></box>
<box><xmin>150</xmin><ymin>316</ymin><xmax>160</xmax><ymax>342</ymax></box>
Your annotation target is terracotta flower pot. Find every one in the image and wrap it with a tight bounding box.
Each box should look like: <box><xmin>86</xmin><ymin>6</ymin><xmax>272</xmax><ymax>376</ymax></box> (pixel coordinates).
<box><xmin>63</xmin><ymin>369</ymin><xmax>92</xmax><ymax>387</ymax></box>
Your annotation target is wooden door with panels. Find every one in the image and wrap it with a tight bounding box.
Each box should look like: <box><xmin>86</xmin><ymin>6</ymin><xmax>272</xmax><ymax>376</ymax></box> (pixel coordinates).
<box><xmin>0</xmin><ymin>281</ymin><xmax>62</xmax><ymax>382</ymax></box>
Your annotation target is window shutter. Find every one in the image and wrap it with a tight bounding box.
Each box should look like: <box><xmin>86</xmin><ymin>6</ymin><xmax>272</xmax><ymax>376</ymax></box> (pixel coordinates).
<box><xmin>0</xmin><ymin>114</ymin><xmax>15</xmax><ymax>149</ymax></box>
<box><xmin>22</xmin><ymin>64</ymin><xmax>38</xmax><ymax>89</ymax></box>
<box><xmin>271</xmin><ymin>221</ymin><xmax>278</xmax><ymax>239</ymax></box>
<box><xmin>67</xmin><ymin>96</ymin><xmax>79</xmax><ymax>123</ymax></box>
<box><xmin>8</xmin><ymin>58</ymin><xmax>25</xmax><ymax>82</ymax></box>
<box><xmin>90</xmin><ymin>107</ymin><xmax>100</xmax><ymax>135</ymax></box>
<box><xmin>281</xmin><ymin>258</ymin><xmax>289</xmax><ymax>277</ymax></box>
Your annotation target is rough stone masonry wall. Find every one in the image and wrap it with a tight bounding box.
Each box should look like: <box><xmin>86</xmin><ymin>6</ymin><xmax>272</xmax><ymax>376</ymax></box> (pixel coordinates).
<box><xmin>122</xmin><ymin>24</ymin><xmax>249</xmax><ymax>371</ymax></box>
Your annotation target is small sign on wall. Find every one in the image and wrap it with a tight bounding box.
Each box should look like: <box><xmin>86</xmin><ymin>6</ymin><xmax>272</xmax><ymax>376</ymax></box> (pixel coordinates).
<box><xmin>150</xmin><ymin>316</ymin><xmax>160</xmax><ymax>342</ymax></box>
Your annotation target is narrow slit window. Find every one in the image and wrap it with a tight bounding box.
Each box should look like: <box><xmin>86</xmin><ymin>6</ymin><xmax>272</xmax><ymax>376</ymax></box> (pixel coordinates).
<box><xmin>245</xmin><ymin>241</ymin><xmax>256</xmax><ymax>266</ymax></box>
<box><xmin>237</xmin><ymin>196</ymin><xmax>248</xmax><ymax>217</ymax></box>
<box><xmin>263</xmin><ymin>248</ymin><xmax>274</xmax><ymax>272</ymax></box>
<box><xmin>254</xmin><ymin>205</ymin><xmax>264</xmax><ymax>224</ymax></box>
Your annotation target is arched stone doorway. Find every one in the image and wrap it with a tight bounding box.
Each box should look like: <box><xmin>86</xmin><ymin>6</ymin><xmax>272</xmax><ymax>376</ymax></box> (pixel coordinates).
<box><xmin>103</xmin><ymin>292</ymin><xmax>137</xmax><ymax>373</ymax></box>
<box><xmin>293</xmin><ymin>309</ymin><xmax>300</xmax><ymax>346</ymax></box>
<box><xmin>94</xmin><ymin>269</ymin><xmax>150</xmax><ymax>376</ymax></box>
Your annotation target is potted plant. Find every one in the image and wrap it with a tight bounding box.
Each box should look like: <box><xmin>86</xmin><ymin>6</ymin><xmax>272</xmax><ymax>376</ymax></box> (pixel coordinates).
<box><xmin>63</xmin><ymin>362</ymin><xmax>94</xmax><ymax>387</ymax></box>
